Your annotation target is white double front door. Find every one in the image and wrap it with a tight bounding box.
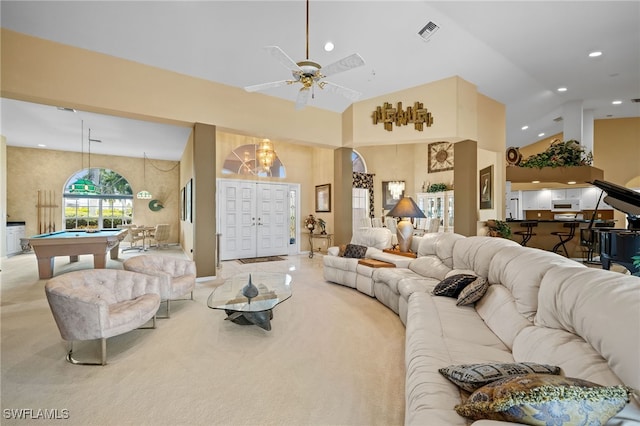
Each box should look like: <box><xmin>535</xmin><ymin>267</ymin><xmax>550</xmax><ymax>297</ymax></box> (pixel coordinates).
<box><xmin>218</xmin><ymin>179</ymin><xmax>294</xmax><ymax>261</ymax></box>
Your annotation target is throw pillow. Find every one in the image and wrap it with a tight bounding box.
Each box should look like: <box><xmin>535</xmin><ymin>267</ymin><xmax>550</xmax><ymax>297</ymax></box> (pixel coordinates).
<box><xmin>439</xmin><ymin>362</ymin><xmax>562</xmax><ymax>392</ymax></box>
<box><xmin>432</xmin><ymin>274</ymin><xmax>477</xmax><ymax>298</ymax></box>
<box><xmin>454</xmin><ymin>373</ymin><xmax>631</xmax><ymax>425</ymax></box>
<box><xmin>456</xmin><ymin>277</ymin><xmax>489</xmax><ymax>306</ymax></box>
<box><xmin>342</xmin><ymin>244</ymin><xmax>368</xmax><ymax>259</ymax></box>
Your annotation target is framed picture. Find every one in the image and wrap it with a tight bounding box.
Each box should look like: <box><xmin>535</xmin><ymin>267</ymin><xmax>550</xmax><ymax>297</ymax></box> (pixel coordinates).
<box><xmin>479</xmin><ymin>166</ymin><xmax>493</xmax><ymax>209</ymax></box>
<box><xmin>382</xmin><ymin>181</ymin><xmax>404</xmax><ymax>210</ymax></box>
<box><xmin>180</xmin><ymin>187</ymin><xmax>185</xmax><ymax>221</ymax></box>
<box><xmin>185</xmin><ymin>179</ymin><xmax>193</xmax><ymax>223</ymax></box>
<box><xmin>315</xmin><ymin>184</ymin><xmax>331</xmax><ymax>212</ymax></box>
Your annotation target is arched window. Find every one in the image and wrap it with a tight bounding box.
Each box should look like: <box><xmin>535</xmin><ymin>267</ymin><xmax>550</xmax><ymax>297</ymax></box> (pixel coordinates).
<box><xmin>63</xmin><ymin>168</ymin><xmax>133</xmax><ymax>230</ymax></box>
<box><xmin>222</xmin><ymin>144</ymin><xmax>286</xmax><ymax>178</ymax></box>
<box><xmin>352</xmin><ymin>149</ymin><xmax>367</xmax><ymax>173</ymax></box>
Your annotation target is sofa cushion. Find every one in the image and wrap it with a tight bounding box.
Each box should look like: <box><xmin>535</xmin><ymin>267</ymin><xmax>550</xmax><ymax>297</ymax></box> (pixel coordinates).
<box><xmin>350</xmin><ymin>227</ymin><xmax>392</xmax><ymax>249</ymax></box>
<box><xmin>438</xmin><ymin>362</ymin><xmax>562</xmax><ymax>392</ymax></box>
<box><xmin>456</xmin><ymin>277</ymin><xmax>489</xmax><ymax>306</ymax></box>
<box><xmin>343</xmin><ymin>243</ymin><xmax>367</xmax><ymax>258</ymax></box>
<box><xmin>432</xmin><ymin>274</ymin><xmax>477</xmax><ymax>298</ymax></box>
<box><xmin>454</xmin><ymin>374</ymin><xmax>631</xmax><ymax>425</ymax></box>
<box><xmin>408</xmin><ymin>256</ymin><xmax>452</xmax><ymax>281</ymax></box>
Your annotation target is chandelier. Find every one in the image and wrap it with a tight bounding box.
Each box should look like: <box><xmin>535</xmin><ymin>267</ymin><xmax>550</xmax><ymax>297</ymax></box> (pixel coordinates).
<box><xmin>256</xmin><ymin>139</ymin><xmax>275</xmax><ymax>172</ymax></box>
<box><xmin>388</xmin><ymin>181</ymin><xmax>405</xmax><ymax>200</ymax></box>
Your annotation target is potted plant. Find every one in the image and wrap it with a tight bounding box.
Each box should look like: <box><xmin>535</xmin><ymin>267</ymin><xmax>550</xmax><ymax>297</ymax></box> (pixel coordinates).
<box><xmin>518</xmin><ymin>139</ymin><xmax>593</xmax><ymax>169</ymax></box>
<box><xmin>486</xmin><ymin>219</ymin><xmax>512</xmax><ymax>239</ymax></box>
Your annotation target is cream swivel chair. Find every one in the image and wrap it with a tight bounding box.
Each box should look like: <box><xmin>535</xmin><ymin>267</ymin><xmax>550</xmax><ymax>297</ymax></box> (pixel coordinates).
<box><xmin>44</xmin><ymin>269</ymin><xmax>161</xmax><ymax>365</ymax></box>
<box><xmin>149</xmin><ymin>224</ymin><xmax>171</xmax><ymax>249</ymax></box>
<box><xmin>123</xmin><ymin>255</ymin><xmax>196</xmax><ymax>318</ymax></box>
<box><xmin>371</xmin><ymin>217</ymin><xmax>384</xmax><ymax>228</ymax></box>
<box><xmin>120</xmin><ymin>225</ymin><xmax>146</xmax><ymax>252</ymax></box>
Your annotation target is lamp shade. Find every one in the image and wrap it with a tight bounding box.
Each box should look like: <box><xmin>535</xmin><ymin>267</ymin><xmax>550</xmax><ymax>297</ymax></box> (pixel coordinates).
<box><xmin>386</xmin><ymin>197</ymin><xmax>426</xmax><ymax>219</ymax></box>
<box><xmin>386</xmin><ymin>197</ymin><xmax>426</xmax><ymax>253</ymax></box>
<box><xmin>68</xmin><ymin>178</ymin><xmax>97</xmax><ymax>194</ymax></box>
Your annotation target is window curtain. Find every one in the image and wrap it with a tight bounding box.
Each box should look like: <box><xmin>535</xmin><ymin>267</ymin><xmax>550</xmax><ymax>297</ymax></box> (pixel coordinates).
<box><xmin>353</xmin><ymin>172</ymin><xmax>375</xmax><ymax>218</ymax></box>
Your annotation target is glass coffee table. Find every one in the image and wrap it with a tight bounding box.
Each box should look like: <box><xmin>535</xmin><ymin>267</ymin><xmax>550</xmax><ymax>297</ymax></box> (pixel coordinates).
<box><xmin>207</xmin><ymin>272</ymin><xmax>292</xmax><ymax>331</ymax></box>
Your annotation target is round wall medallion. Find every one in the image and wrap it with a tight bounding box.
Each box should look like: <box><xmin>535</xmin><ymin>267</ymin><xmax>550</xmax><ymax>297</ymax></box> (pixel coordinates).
<box><xmin>148</xmin><ymin>199</ymin><xmax>164</xmax><ymax>211</ymax></box>
<box><xmin>506</xmin><ymin>147</ymin><xmax>522</xmax><ymax>165</ymax></box>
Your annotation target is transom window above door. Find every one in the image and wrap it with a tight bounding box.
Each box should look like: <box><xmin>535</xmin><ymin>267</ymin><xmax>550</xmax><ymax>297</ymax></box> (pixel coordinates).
<box><xmin>222</xmin><ymin>144</ymin><xmax>286</xmax><ymax>178</ymax></box>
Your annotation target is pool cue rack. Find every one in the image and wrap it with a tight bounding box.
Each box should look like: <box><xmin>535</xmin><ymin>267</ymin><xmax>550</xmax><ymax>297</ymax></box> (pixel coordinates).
<box><xmin>36</xmin><ymin>190</ymin><xmax>59</xmax><ymax>234</ymax></box>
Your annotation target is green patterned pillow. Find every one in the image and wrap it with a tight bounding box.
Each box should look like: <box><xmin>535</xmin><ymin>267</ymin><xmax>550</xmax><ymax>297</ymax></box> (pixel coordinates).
<box><xmin>456</xmin><ymin>277</ymin><xmax>489</xmax><ymax>306</ymax></box>
<box><xmin>440</xmin><ymin>362</ymin><xmax>561</xmax><ymax>392</ymax></box>
<box><xmin>454</xmin><ymin>373</ymin><xmax>631</xmax><ymax>425</ymax></box>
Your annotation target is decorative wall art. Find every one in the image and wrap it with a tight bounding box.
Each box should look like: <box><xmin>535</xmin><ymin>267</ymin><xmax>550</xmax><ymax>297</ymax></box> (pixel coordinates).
<box><xmin>428</xmin><ymin>141</ymin><xmax>454</xmax><ymax>173</ymax></box>
<box><xmin>185</xmin><ymin>179</ymin><xmax>193</xmax><ymax>222</ymax></box>
<box><xmin>315</xmin><ymin>184</ymin><xmax>331</xmax><ymax>213</ymax></box>
<box><xmin>479</xmin><ymin>166</ymin><xmax>493</xmax><ymax>210</ymax></box>
<box><xmin>371</xmin><ymin>101</ymin><xmax>434</xmax><ymax>131</ymax></box>
<box><xmin>382</xmin><ymin>181</ymin><xmax>405</xmax><ymax>210</ymax></box>
<box><xmin>180</xmin><ymin>187</ymin><xmax>185</xmax><ymax>221</ymax></box>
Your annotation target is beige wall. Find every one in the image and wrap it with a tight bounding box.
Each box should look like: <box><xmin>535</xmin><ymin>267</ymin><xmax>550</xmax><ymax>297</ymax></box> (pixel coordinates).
<box><xmin>1</xmin><ymin>136</ymin><xmax>6</xmax><ymax>256</ymax></box>
<box><xmin>6</xmin><ymin>147</ymin><xmax>180</xmax><ymax>239</ymax></box>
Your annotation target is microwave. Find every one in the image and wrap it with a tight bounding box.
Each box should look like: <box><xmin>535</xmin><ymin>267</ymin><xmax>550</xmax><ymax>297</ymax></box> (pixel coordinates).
<box><xmin>551</xmin><ymin>199</ymin><xmax>581</xmax><ymax>212</ymax></box>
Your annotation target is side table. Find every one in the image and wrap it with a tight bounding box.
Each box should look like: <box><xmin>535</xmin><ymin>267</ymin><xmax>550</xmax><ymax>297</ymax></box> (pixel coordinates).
<box><xmin>382</xmin><ymin>248</ymin><xmax>417</xmax><ymax>258</ymax></box>
<box><xmin>358</xmin><ymin>259</ymin><xmax>396</xmax><ymax>268</ymax></box>
<box><xmin>309</xmin><ymin>233</ymin><xmax>333</xmax><ymax>258</ymax></box>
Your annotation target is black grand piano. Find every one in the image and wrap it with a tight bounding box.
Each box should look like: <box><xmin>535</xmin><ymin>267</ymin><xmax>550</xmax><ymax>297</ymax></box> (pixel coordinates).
<box><xmin>587</xmin><ymin>179</ymin><xmax>640</xmax><ymax>274</ymax></box>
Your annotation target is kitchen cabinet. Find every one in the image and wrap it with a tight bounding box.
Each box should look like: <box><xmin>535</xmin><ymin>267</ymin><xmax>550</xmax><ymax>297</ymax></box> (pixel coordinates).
<box><xmin>522</xmin><ymin>190</ymin><xmax>551</xmax><ymax>210</ymax></box>
<box><xmin>6</xmin><ymin>224</ymin><xmax>26</xmax><ymax>256</ymax></box>
<box><xmin>522</xmin><ymin>188</ymin><xmax>613</xmax><ymax>211</ymax></box>
<box><xmin>580</xmin><ymin>187</ymin><xmax>613</xmax><ymax>210</ymax></box>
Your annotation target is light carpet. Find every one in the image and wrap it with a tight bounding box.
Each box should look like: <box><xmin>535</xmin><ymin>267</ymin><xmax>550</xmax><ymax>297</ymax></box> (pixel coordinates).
<box><xmin>1</xmin><ymin>247</ymin><xmax>405</xmax><ymax>425</ymax></box>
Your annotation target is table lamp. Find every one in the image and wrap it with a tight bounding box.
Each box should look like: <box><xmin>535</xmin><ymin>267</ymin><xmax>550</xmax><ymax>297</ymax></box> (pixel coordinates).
<box><xmin>386</xmin><ymin>197</ymin><xmax>426</xmax><ymax>252</ymax></box>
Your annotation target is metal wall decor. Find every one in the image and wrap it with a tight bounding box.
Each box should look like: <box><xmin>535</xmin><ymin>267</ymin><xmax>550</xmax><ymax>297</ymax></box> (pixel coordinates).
<box><xmin>371</xmin><ymin>101</ymin><xmax>434</xmax><ymax>131</ymax></box>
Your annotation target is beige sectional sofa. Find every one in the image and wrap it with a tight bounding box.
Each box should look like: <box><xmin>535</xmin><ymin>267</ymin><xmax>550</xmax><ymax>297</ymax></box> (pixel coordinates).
<box><xmin>323</xmin><ymin>231</ymin><xmax>640</xmax><ymax>425</ymax></box>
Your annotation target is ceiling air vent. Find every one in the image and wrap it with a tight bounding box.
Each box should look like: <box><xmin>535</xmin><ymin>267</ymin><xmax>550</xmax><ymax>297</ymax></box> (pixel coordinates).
<box><xmin>553</xmin><ymin>116</ymin><xmax>563</xmax><ymax>122</ymax></box>
<box><xmin>418</xmin><ymin>21</ymin><xmax>440</xmax><ymax>41</ymax></box>
<box><xmin>631</xmin><ymin>98</ymin><xmax>640</xmax><ymax>103</ymax></box>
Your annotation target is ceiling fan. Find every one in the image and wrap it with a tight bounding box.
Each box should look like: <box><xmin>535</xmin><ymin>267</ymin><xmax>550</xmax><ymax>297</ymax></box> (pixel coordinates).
<box><xmin>244</xmin><ymin>0</ymin><xmax>365</xmax><ymax>110</ymax></box>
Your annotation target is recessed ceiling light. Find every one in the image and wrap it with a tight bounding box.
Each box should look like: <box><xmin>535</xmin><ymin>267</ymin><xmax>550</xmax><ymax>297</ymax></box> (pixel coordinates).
<box><xmin>588</xmin><ymin>51</ymin><xmax>603</xmax><ymax>57</ymax></box>
<box><xmin>612</xmin><ymin>100</ymin><xmax>622</xmax><ymax>105</ymax></box>
<box><xmin>567</xmin><ymin>181</ymin><xmax>577</xmax><ymax>185</ymax></box>
<box><xmin>531</xmin><ymin>180</ymin><xmax>540</xmax><ymax>184</ymax></box>
<box><xmin>324</xmin><ymin>41</ymin><xmax>334</xmax><ymax>52</ymax></box>
<box><xmin>538</xmin><ymin>133</ymin><xmax>545</xmax><ymax>137</ymax></box>
<box><xmin>557</xmin><ymin>87</ymin><xmax>567</xmax><ymax>92</ymax></box>
<box><xmin>521</xmin><ymin>125</ymin><xmax>529</xmax><ymax>130</ymax></box>
<box><xmin>37</xmin><ymin>144</ymin><xmax>46</xmax><ymax>147</ymax></box>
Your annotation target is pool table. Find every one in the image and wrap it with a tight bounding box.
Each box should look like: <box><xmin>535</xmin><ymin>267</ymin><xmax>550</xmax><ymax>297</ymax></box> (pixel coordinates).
<box><xmin>28</xmin><ymin>229</ymin><xmax>128</xmax><ymax>279</ymax></box>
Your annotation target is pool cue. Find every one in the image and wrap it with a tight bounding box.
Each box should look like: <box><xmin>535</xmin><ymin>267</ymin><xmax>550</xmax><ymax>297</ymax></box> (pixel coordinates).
<box><xmin>52</xmin><ymin>190</ymin><xmax>56</xmax><ymax>231</ymax></box>
<box><xmin>37</xmin><ymin>190</ymin><xmax>41</xmax><ymax>234</ymax></box>
<box><xmin>47</xmin><ymin>190</ymin><xmax>51</xmax><ymax>232</ymax></box>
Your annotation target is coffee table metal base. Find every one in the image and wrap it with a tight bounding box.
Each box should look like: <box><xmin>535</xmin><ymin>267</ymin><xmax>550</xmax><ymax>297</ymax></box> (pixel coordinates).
<box><xmin>225</xmin><ymin>309</ymin><xmax>274</xmax><ymax>331</ymax></box>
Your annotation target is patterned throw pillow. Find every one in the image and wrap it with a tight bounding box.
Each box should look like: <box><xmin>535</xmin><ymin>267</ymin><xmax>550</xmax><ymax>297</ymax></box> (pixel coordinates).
<box><xmin>439</xmin><ymin>362</ymin><xmax>562</xmax><ymax>392</ymax></box>
<box><xmin>342</xmin><ymin>244</ymin><xmax>368</xmax><ymax>259</ymax></box>
<box><xmin>432</xmin><ymin>274</ymin><xmax>478</xmax><ymax>298</ymax></box>
<box><xmin>454</xmin><ymin>373</ymin><xmax>631</xmax><ymax>425</ymax></box>
<box><xmin>456</xmin><ymin>277</ymin><xmax>489</xmax><ymax>306</ymax></box>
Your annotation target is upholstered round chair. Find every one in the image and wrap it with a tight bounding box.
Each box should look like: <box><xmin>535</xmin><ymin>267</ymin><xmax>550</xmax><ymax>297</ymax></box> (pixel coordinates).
<box><xmin>123</xmin><ymin>255</ymin><xmax>196</xmax><ymax>318</ymax></box>
<box><xmin>44</xmin><ymin>269</ymin><xmax>161</xmax><ymax>365</ymax></box>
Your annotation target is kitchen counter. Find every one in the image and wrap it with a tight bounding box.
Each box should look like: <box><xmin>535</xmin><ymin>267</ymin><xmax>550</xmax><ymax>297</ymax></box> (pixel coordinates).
<box><xmin>501</xmin><ymin>220</ymin><xmax>615</xmax><ymax>258</ymax></box>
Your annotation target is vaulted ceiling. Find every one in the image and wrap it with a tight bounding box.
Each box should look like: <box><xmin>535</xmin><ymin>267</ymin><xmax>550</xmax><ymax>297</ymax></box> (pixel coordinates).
<box><xmin>2</xmin><ymin>1</ymin><xmax>639</xmax><ymax>161</ymax></box>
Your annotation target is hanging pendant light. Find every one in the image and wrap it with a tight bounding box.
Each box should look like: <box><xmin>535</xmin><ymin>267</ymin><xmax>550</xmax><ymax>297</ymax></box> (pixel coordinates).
<box><xmin>68</xmin><ymin>122</ymin><xmax>98</xmax><ymax>195</ymax></box>
<box><xmin>137</xmin><ymin>152</ymin><xmax>153</xmax><ymax>200</ymax></box>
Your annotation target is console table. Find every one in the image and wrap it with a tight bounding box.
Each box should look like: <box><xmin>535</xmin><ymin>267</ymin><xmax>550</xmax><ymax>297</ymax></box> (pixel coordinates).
<box><xmin>309</xmin><ymin>233</ymin><xmax>333</xmax><ymax>258</ymax></box>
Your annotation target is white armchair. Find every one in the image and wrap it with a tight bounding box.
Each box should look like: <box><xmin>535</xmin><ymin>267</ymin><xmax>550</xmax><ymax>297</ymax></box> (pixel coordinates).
<box><xmin>45</xmin><ymin>269</ymin><xmax>161</xmax><ymax>365</ymax></box>
<box><xmin>123</xmin><ymin>255</ymin><xmax>196</xmax><ymax>318</ymax></box>
<box><xmin>149</xmin><ymin>224</ymin><xmax>170</xmax><ymax>249</ymax></box>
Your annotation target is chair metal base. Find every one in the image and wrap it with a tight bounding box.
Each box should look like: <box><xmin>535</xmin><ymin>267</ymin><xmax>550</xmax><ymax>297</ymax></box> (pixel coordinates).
<box><xmin>64</xmin><ymin>316</ymin><xmax>156</xmax><ymax>366</ymax></box>
<box><xmin>156</xmin><ymin>292</ymin><xmax>194</xmax><ymax>319</ymax></box>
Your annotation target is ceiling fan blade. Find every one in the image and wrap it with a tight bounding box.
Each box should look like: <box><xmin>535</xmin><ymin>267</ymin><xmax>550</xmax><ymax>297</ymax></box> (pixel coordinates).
<box><xmin>320</xmin><ymin>53</ymin><xmax>365</xmax><ymax>77</ymax></box>
<box><xmin>320</xmin><ymin>81</ymin><xmax>362</xmax><ymax>101</ymax></box>
<box><xmin>264</xmin><ymin>46</ymin><xmax>302</xmax><ymax>72</ymax></box>
<box><xmin>295</xmin><ymin>88</ymin><xmax>310</xmax><ymax>110</ymax></box>
<box><xmin>244</xmin><ymin>80</ymin><xmax>292</xmax><ymax>92</ymax></box>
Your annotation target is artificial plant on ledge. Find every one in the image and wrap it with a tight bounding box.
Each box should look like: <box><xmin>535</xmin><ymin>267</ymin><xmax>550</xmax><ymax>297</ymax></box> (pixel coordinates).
<box><xmin>518</xmin><ymin>139</ymin><xmax>593</xmax><ymax>169</ymax></box>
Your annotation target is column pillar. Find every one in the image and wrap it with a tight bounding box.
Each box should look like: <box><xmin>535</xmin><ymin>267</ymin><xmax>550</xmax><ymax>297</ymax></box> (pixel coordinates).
<box><xmin>582</xmin><ymin>109</ymin><xmax>595</xmax><ymax>154</ymax></box>
<box><xmin>562</xmin><ymin>100</ymin><xmax>584</xmax><ymax>142</ymax></box>
<box><xmin>333</xmin><ymin>148</ymin><xmax>353</xmax><ymax>246</ymax></box>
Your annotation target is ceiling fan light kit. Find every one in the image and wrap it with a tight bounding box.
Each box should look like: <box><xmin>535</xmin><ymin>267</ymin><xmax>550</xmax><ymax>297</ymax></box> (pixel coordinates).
<box><xmin>244</xmin><ymin>0</ymin><xmax>365</xmax><ymax>110</ymax></box>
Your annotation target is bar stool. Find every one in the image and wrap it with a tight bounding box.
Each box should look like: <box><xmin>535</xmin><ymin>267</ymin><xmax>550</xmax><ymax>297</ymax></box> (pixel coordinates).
<box><xmin>513</xmin><ymin>221</ymin><xmax>537</xmax><ymax>246</ymax></box>
<box><xmin>551</xmin><ymin>222</ymin><xmax>579</xmax><ymax>257</ymax></box>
